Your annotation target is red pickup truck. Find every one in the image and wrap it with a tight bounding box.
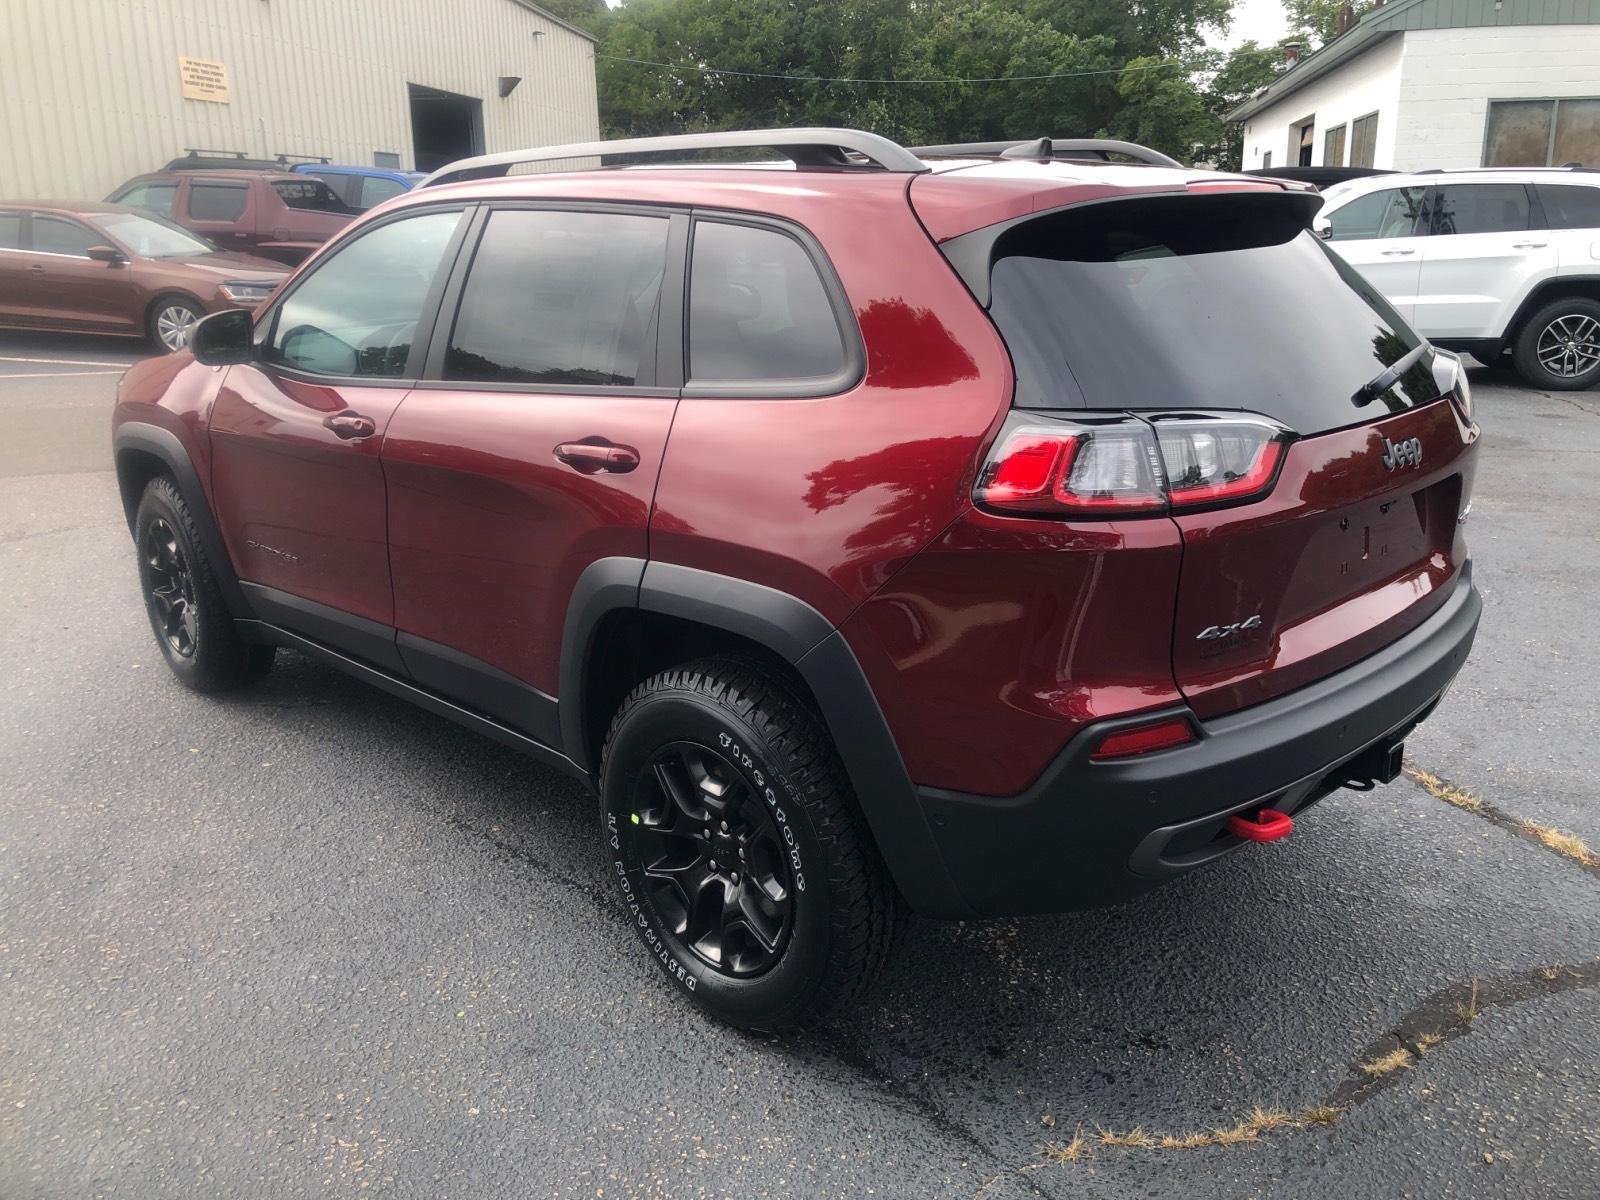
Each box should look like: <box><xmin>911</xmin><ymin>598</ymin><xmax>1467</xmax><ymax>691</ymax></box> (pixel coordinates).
<box><xmin>107</xmin><ymin>169</ymin><xmax>356</xmax><ymax>266</ymax></box>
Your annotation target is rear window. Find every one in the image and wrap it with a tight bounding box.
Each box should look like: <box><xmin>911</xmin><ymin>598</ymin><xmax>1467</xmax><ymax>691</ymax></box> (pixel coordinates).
<box><xmin>272</xmin><ymin>179</ymin><xmax>353</xmax><ymax>214</ymax></box>
<box><xmin>1536</xmin><ymin>183</ymin><xmax>1600</xmax><ymax>229</ymax></box>
<box><xmin>1431</xmin><ymin>184</ymin><xmax>1531</xmax><ymax>235</ymax></box>
<box><xmin>985</xmin><ymin>194</ymin><xmax>1442</xmax><ymax>435</ymax></box>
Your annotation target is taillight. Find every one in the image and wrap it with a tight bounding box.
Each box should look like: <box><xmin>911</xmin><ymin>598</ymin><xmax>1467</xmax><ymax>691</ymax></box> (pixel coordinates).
<box><xmin>977</xmin><ymin>412</ymin><xmax>1291</xmax><ymax>518</ymax></box>
<box><xmin>1089</xmin><ymin>715</ymin><xmax>1196</xmax><ymax>760</ymax></box>
<box><xmin>1432</xmin><ymin>348</ymin><xmax>1472</xmax><ymax>423</ymax></box>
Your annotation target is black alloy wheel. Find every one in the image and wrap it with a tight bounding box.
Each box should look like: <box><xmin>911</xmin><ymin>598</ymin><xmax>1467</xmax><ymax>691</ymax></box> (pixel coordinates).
<box><xmin>142</xmin><ymin>515</ymin><xmax>199</xmax><ymax>658</ymax></box>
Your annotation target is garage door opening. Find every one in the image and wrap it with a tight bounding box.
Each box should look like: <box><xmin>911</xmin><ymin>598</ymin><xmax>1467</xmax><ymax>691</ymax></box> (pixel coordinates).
<box><xmin>409</xmin><ymin>84</ymin><xmax>484</xmax><ymax>173</ymax></box>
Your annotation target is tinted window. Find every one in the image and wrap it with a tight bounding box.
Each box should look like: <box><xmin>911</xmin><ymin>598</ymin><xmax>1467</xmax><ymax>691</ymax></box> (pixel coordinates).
<box><xmin>1536</xmin><ymin>183</ymin><xmax>1600</xmax><ymax>229</ymax></box>
<box><xmin>445</xmin><ymin>209</ymin><xmax>669</xmax><ymax>387</ymax></box>
<box><xmin>272</xmin><ymin>179</ymin><xmax>351</xmax><ymax>213</ymax></box>
<box><xmin>189</xmin><ymin>182</ymin><xmax>248</xmax><ymax>222</ymax></box>
<box><xmin>32</xmin><ymin>215</ymin><xmax>97</xmax><ymax>256</ymax></box>
<box><xmin>1324</xmin><ymin>187</ymin><xmax>1427</xmax><ymax>241</ymax></box>
<box><xmin>1432</xmin><ymin>184</ymin><xmax>1530</xmax><ymax>235</ymax></box>
<box><xmin>985</xmin><ymin>194</ymin><xmax>1440</xmax><ymax>437</ymax></box>
<box><xmin>300</xmin><ymin>172</ymin><xmax>358</xmax><ymax>205</ymax></box>
<box><xmin>0</xmin><ymin>212</ymin><xmax>20</xmax><ymax>250</ymax></box>
<box><xmin>268</xmin><ymin>210</ymin><xmax>463</xmax><ymax>377</ymax></box>
<box><xmin>114</xmin><ymin>181</ymin><xmax>178</xmax><ymax>219</ymax></box>
<box><xmin>688</xmin><ymin>221</ymin><xmax>847</xmax><ymax>384</ymax></box>
<box><xmin>359</xmin><ymin>176</ymin><xmax>408</xmax><ymax>209</ymax></box>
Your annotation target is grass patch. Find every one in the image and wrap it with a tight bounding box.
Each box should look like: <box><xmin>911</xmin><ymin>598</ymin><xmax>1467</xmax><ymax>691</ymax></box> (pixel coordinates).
<box><xmin>1043</xmin><ymin>1129</ymin><xmax>1091</xmax><ymax>1163</ymax></box>
<box><xmin>1359</xmin><ymin>1047</ymin><xmax>1413</xmax><ymax>1077</ymax></box>
<box><xmin>1457</xmin><ymin>977</ymin><xmax>1480</xmax><ymax>1026</ymax></box>
<box><xmin>1299</xmin><ymin>1104</ymin><xmax>1342</xmax><ymax>1127</ymax></box>
<box><xmin>1415</xmin><ymin>1031</ymin><xmax>1444</xmax><ymax>1054</ymax></box>
<box><xmin>1047</xmin><ymin>1104</ymin><xmax>1340</xmax><ymax>1164</ymax></box>
<box><xmin>1403</xmin><ymin>765</ymin><xmax>1483</xmax><ymax>812</ymax></box>
<box><xmin>1097</xmin><ymin>1126</ymin><xmax>1155</xmax><ymax>1148</ymax></box>
<box><xmin>1520</xmin><ymin>821</ymin><xmax>1600</xmax><ymax>866</ymax></box>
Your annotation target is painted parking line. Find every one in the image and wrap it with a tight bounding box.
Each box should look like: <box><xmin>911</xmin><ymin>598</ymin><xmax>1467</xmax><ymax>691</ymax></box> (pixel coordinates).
<box><xmin>0</xmin><ymin>354</ymin><xmax>136</xmax><ymax>368</ymax></box>
<box><xmin>0</xmin><ymin>369</ymin><xmax>126</xmax><ymax>379</ymax></box>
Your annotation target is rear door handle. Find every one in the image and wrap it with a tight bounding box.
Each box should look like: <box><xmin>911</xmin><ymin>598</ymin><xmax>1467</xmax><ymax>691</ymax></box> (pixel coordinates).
<box><xmin>554</xmin><ymin>438</ymin><xmax>640</xmax><ymax>474</ymax></box>
<box><xmin>1512</xmin><ymin>240</ymin><xmax>1548</xmax><ymax>249</ymax></box>
<box><xmin>1379</xmin><ymin>248</ymin><xmax>1416</xmax><ymax>256</ymax></box>
<box><xmin>27</xmin><ymin>264</ymin><xmax>45</xmax><ymax>275</ymax></box>
<box><xmin>324</xmin><ymin>411</ymin><xmax>377</xmax><ymax>440</ymax></box>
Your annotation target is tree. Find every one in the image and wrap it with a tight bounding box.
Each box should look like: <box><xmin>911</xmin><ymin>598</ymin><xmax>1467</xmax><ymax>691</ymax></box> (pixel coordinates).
<box><xmin>1205</xmin><ymin>40</ymin><xmax>1287</xmax><ymax>170</ymax></box>
<box><xmin>1111</xmin><ymin>56</ymin><xmax>1220</xmax><ymax>165</ymax></box>
<box><xmin>1284</xmin><ymin>0</ymin><xmax>1375</xmax><ymax>48</ymax></box>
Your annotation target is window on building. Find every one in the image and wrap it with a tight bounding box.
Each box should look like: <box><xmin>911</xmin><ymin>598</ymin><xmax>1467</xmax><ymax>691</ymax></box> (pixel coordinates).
<box><xmin>1486</xmin><ymin>98</ymin><xmax>1600</xmax><ymax>167</ymax></box>
<box><xmin>688</xmin><ymin>221</ymin><xmax>848</xmax><ymax>385</ymax></box>
<box><xmin>1535</xmin><ymin>183</ymin><xmax>1600</xmax><ymax>229</ymax></box>
<box><xmin>268</xmin><ymin>209</ymin><xmax>464</xmax><ymax>377</ymax></box>
<box><xmin>189</xmin><ymin>182</ymin><xmax>248</xmax><ymax>222</ymax></box>
<box><xmin>1323</xmin><ymin>124</ymin><xmax>1347</xmax><ymax>167</ymax></box>
<box><xmin>1349</xmin><ymin>113</ymin><xmax>1379</xmax><ymax>168</ymax></box>
<box><xmin>444</xmin><ymin>209</ymin><xmax>670</xmax><ymax>387</ymax></box>
<box><xmin>113</xmin><ymin>181</ymin><xmax>178</xmax><ymax>219</ymax></box>
<box><xmin>1262</xmin><ymin>150</ymin><xmax>1273</xmax><ymax>169</ymax></box>
<box><xmin>1431</xmin><ymin>184</ymin><xmax>1532</xmax><ymax>236</ymax></box>
<box><xmin>1295</xmin><ymin>119</ymin><xmax>1315</xmax><ymax>167</ymax></box>
<box><xmin>1324</xmin><ymin>187</ymin><xmax>1428</xmax><ymax>241</ymax></box>
<box><xmin>32</xmin><ymin>215</ymin><xmax>97</xmax><ymax>257</ymax></box>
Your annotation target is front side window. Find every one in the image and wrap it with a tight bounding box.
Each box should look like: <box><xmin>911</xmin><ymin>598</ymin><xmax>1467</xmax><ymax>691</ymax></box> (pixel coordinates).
<box><xmin>32</xmin><ymin>215</ymin><xmax>97</xmax><ymax>257</ymax></box>
<box><xmin>687</xmin><ymin>221</ymin><xmax>847</xmax><ymax>385</ymax></box>
<box><xmin>114</xmin><ymin>181</ymin><xmax>178</xmax><ymax>219</ymax></box>
<box><xmin>189</xmin><ymin>182</ymin><xmax>248</xmax><ymax>222</ymax></box>
<box><xmin>444</xmin><ymin>209</ymin><xmax>669</xmax><ymax>387</ymax></box>
<box><xmin>267</xmin><ymin>209</ymin><xmax>463</xmax><ymax>377</ymax></box>
<box><xmin>273</xmin><ymin>179</ymin><xmax>351</xmax><ymax>214</ymax></box>
<box><xmin>1324</xmin><ymin>186</ymin><xmax>1427</xmax><ymax>241</ymax></box>
<box><xmin>1350</xmin><ymin>112</ymin><xmax>1379</xmax><ymax>168</ymax></box>
<box><xmin>1536</xmin><ymin>183</ymin><xmax>1600</xmax><ymax>230</ymax></box>
<box><xmin>1432</xmin><ymin>184</ymin><xmax>1531</xmax><ymax>236</ymax></box>
<box><xmin>0</xmin><ymin>212</ymin><xmax>21</xmax><ymax>250</ymax></box>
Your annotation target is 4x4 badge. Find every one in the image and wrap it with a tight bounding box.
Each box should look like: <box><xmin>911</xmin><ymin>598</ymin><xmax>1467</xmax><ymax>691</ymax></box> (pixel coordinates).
<box><xmin>1381</xmin><ymin>436</ymin><xmax>1422</xmax><ymax>471</ymax></box>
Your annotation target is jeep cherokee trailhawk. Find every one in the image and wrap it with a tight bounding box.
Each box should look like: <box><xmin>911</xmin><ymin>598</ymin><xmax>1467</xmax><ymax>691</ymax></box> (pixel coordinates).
<box><xmin>113</xmin><ymin>130</ymin><xmax>1482</xmax><ymax>1030</ymax></box>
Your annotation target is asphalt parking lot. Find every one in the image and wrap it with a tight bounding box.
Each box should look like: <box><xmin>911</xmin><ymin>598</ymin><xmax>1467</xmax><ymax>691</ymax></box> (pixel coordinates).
<box><xmin>1</xmin><ymin>330</ymin><xmax>1597</xmax><ymax>1199</ymax></box>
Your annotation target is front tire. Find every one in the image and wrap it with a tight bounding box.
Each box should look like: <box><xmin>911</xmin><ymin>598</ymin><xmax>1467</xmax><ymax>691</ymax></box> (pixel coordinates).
<box><xmin>148</xmin><ymin>296</ymin><xmax>203</xmax><ymax>353</ymax></box>
<box><xmin>599</xmin><ymin>657</ymin><xmax>898</xmax><ymax>1031</ymax></box>
<box><xmin>1511</xmin><ymin>297</ymin><xmax>1600</xmax><ymax>390</ymax></box>
<box><xmin>134</xmin><ymin>476</ymin><xmax>274</xmax><ymax>692</ymax></box>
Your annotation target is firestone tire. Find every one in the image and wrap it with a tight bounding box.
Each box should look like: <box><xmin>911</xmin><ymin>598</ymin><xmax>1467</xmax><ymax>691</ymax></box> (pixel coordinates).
<box><xmin>134</xmin><ymin>476</ymin><xmax>275</xmax><ymax>692</ymax></box>
<box><xmin>1511</xmin><ymin>297</ymin><xmax>1600</xmax><ymax>391</ymax></box>
<box><xmin>599</xmin><ymin>657</ymin><xmax>900</xmax><ymax>1032</ymax></box>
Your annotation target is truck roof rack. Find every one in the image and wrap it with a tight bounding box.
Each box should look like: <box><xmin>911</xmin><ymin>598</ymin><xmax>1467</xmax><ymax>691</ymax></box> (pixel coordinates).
<box><xmin>421</xmin><ymin>127</ymin><xmax>929</xmax><ymax>187</ymax></box>
<box><xmin>909</xmin><ymin>137</ymin><xmax>1181</xmax><ymax>168</ymax></box>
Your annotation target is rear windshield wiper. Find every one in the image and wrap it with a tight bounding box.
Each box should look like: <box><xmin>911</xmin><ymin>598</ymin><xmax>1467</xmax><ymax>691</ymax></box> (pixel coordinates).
<box><xmin>1352</xmin><ymin>342</ymin><xmax>1429</xmax><ymax>407</ymax></box>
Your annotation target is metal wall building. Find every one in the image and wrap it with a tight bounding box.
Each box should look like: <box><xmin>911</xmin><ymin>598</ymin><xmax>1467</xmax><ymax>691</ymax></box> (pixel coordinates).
<box><xmin>0</xmin><ymin>0</ymin><xmax>600</xmax><ymax>199</ymax></box>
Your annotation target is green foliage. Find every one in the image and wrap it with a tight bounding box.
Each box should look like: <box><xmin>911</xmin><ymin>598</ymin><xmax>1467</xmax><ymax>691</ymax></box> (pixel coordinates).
<box><xmin>589</xmin><ymin>0</ymin><xmax>1250</xmax><ymax>163</ymax></box>
<box><xmin>1205</xmin><ymin>40</ymin><xmax>1287</xmax><ymax>170</ymax></box>
<box><xmin>1285</xmin><ymin>0</ymin><xmax>1376</xmax><ymax>48</ymax></box>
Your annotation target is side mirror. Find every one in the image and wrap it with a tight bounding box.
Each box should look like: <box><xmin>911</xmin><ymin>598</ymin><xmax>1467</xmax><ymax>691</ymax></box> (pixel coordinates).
<box><xmin>1313</xmin><ymin>216</ymin><xmax>1333</xmax><ymax>240</ymax></box>
<box><xmin>190</xmin><ymin>308</ymin><xmax>253</xmax><ymax>366</ymax></box>
<box><xmin>86</xmin><ymin>244</ymin><xmax>127</xmax><ymax>264</ymax></box>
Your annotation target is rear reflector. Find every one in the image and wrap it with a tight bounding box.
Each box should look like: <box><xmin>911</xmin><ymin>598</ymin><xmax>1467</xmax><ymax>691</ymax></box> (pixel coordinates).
<box><xmin>1089</xmin><ymin>716</ymin><xmax>1196</xmax><ymax>760</ymax></box>
<box><xmin>976</xmin><ymin>412</ymin><xmax>1291</xmax><ymax>517</ymax></box>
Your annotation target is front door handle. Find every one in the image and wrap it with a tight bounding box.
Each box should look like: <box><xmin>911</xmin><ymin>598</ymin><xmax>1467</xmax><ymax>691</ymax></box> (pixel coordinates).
<box><xmin>28</xmin><ymin>263</ymin><xmax>45</xmax><ymax>275</ymax></box>
<box><xmin>554</xmin><ymin>438</ymin><xmax>640</xmax><ymax>474</ymax></box>
<box><xmin>324</xmin><ymin>411</ymin><xmax>376</xmax><ymax>440</ymax></box>
<box><xmin>1379</xmin><ymin>247</ymin><xmax>1416</xmax><ymax>256</ymax></box>
<box><xmin>1512</xmin><ymin>240</ymin><xmax>1548</xmax><ymax>249</ymax></box>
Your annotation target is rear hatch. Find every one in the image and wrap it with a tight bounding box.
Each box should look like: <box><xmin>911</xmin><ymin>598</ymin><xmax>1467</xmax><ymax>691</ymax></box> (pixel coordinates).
<box><xmin>958</xmin><ymin>187</ymin><xmax>1477</xmax><ymax>718</ymax></box>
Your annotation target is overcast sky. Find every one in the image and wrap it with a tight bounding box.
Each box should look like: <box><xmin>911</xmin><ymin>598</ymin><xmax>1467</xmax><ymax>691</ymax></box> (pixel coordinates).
<box><xmin>1212</xmin><ymin>0</ymin><xmax>1291</xmax><ymax>49</ymax></box>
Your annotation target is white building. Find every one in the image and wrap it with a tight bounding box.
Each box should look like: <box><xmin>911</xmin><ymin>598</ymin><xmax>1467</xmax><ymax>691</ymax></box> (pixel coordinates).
<box><xmin>0</xmin><ymin>0</ymin><xmax>600</xmax><ymax>199</ymax></box>
<box><xmin>1229</xmin><ymin>0</ymin><xmax>1600</xmax><ymax>173</ymax></box>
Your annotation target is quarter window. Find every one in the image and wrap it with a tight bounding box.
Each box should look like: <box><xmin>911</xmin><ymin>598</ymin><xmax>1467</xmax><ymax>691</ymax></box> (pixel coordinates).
<box><xmin>444</xmin><ymin>209</ymin><xmax>670</xmax><ymax>387</ymax></box>
<box><xmin>32</xmin><ymin>215</ymin><xmax>97</xmax><ymax>257</ymax></box>
<box><xmin>1431</xmin><ymin>184</ymin><xmax>1531</xmax><ymax>236</ymax></box>
<box><xmin>267</xmin><ymin>209</ymin><xmax>463</xmax><ymax>378</ymax></box>
<box><xmin>0</xmin><ymin>212</ymin><xmax>21</xmax><ymax>250</ymax></box>
<box><xmin>687</xmin><ymin>221</ymin><xmax>847</xmax><ymax>385</ymax></box>
<box><xmin>273</xmin><ymin>179</ymin><xmax>352</xmax><ymax>214</ymax></box>
<box><xmin>1536</xmin><ymin>184</ymin><xmax>1600</xmax><ymax>229</ymax></box>
<box><xmin>114</xmin><ymin>181</ymin><xmax>178</xmax><ymax>219</ymax></box>
<box><xmin>189</xmin><ymin>182</ymin><xmax>248</xmax><ymax>222</ymax></box>
<box><xmin>1323</xmin><ymin>187</ymin><xmax>1427</xmax><ymax>241</ymax></box>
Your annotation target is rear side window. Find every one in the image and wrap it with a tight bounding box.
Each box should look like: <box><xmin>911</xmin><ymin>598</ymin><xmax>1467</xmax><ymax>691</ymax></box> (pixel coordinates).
<box><xmin>359</xmin><ymin>176</ymin><xmax>408</xmax><ymax>209</ymax></box>
<box><xmin>0</xmin><ymin>212</ymin><xmax>20</xmax><ymax>250</ymax></box>
<box><xmin>114</xmin><ymin>181</ymin><xmax>177</xmax><ymax>219</ymax></box>
<box><xmin>983</xmin><ymin>193</ymin><xmax>1441</xmax><ymax>436</ymax></box>
<box><xmin>1324</xmin><ymin>187</ymin><xmax>1426</xmax><ymax>241</ymax></box>
<box><xmin>273</xmin><ymin>179</ymin><xmax>351</xmax><ymax>213</ymax></box>
<box><xmin>32</xmin><ymin>215</ymin><xmax>96</xmax><ymax>256</ymax></box>
<box><xmin>1432</xmin><ymin>184</ymin><xmax>1530</xmax><ymax>235</ymax></box>
<box><xmin>267</xmin><ymin>209</ymin><xmax>463</xmax><ymax>377</ymax></box>
<box><xmin>445</xmin><ymin>209</ymin><xmax>669</xmax><ymax>387</ymax></box>
<box><xmin>688</xmin><ymin>221</ymin><xmax>848</xmax><ymax>386</ymax></box>
<box><xmin>189</xmin><ymin>182</ymin><xmax>248</xmax><ymax>222</ymax></box>
<box><xmin>1536</xmin><ymin>183</ymin><xmax>1600</xmax><ymax>229</ymax></box>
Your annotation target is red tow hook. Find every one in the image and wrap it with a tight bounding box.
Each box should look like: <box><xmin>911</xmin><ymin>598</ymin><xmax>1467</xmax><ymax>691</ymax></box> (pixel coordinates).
<box><xmin>1225</xmin><ymin>808</ymin><xmax>1294</xmax><ymax>843</ymax></box>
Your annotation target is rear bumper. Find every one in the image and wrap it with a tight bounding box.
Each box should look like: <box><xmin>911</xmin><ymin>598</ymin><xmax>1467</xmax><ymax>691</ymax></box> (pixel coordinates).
<box><xmin>913</xmin><ymin>563</ymin><xmax>1481</xmax><ymax>917</ymax></box>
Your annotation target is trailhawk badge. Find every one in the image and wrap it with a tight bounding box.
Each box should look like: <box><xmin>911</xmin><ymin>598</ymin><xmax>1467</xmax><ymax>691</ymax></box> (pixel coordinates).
<box><xmin>1381</xmin><ymin>435</ymin><xmax>1423</xmax><ymax>471</ymax></box>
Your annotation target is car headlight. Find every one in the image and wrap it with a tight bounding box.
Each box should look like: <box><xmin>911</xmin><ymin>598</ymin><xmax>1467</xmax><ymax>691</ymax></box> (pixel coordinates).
<box><xmin>220</xmin><ymin>280</ymin><xmax>278</xmax><ymax>304</ymax></box>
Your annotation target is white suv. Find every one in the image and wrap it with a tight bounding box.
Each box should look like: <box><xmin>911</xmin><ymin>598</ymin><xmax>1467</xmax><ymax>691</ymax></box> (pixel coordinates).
<box><xmin>1315</xmin><ymin>168</ymin><xmax>1600</xmax><ymax>389</ymax></box>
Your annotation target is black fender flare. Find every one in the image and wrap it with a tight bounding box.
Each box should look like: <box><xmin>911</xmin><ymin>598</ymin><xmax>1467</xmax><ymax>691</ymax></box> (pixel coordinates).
<box><xmin>559</xmin><ymin>558</ymin><xmax>972</xmax><ymax>917</ymax></box>
<box><xmin>113</xmin><ymin>421</ymin><xmax>254</xmax><ymax>620</ymax></box>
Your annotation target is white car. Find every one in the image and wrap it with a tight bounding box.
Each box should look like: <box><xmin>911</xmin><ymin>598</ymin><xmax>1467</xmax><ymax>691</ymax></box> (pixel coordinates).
<box><xmin>1315</xmin><ymin>168</ymin><xmax>1600</xmax><ymax>389</ymax></box>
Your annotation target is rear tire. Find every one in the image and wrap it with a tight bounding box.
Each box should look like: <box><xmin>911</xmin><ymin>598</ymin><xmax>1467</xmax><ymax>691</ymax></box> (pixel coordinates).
<box><xmin>134</xmin><ymin>476</ymin><xmax>274</xmax><ymax>692</ymax></box>
<box><xmin>599</xmin><ymin>657</ymin><xmax>899</xmax><ymax>1031</ymax></box>
<box><xmin>1511</xmin><ymin>297</ymin><xmax>1600</xmax><ymax>390</ymax></box>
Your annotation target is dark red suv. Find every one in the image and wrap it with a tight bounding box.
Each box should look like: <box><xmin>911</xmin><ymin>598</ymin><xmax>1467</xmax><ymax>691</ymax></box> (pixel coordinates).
<box><xmin>111</xmin><ymin>130</ymin><xmax>1481</xmax><ymax>1030</ymax></box>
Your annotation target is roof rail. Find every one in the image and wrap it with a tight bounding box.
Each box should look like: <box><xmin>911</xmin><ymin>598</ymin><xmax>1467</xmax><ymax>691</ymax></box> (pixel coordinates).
<box><xmin>1413</xmin><ymin>164</ymin><xmax>1594</xmax><ymax>174</ymax></box>
<box><xmin>909</xmin><ymin>137</ymin><xmax>1181</xmax><ymax>168</ymax></box>
<box><xmin>420</xmin><ymin>127</ymin><xmax>928</xmax><ymax>187</ymax></box>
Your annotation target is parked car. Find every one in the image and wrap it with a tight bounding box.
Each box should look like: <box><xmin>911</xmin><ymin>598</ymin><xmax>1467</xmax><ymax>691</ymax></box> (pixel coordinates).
<box><xmin>1316</xmin><ymin>166</ymin><xmax>1600</xmax><ymax>389</ymax></box>
<box><xmin>291</xmin><ymin>163</ymin><xmax>426</xmax><ymax>212</ymax></box>
<box><xmin>112</xmin><ymin>128</ymin><xmax>1481</xmax><ymax>1030</ymax></box>
<box><xmin>107</xmin><ymin>169</ymin><xmax>357</xmax><ymax>267</ymax></box>
<box><xmin>1244</xmin><ymin>165</ymin><xmax>1394</xmax><ymax>190</ymax></box>
<box><xmin>0</xmin><ymin>202</ymin><xmax>286</xmax><ymax>350</ymax></box>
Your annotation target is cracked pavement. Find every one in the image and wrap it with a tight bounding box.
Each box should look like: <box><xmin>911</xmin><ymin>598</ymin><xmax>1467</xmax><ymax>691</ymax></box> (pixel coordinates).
<box><xmin>1</xmin><ymin>333</ymin><xmax>1596</xmax><ymax>1198</ymax></box>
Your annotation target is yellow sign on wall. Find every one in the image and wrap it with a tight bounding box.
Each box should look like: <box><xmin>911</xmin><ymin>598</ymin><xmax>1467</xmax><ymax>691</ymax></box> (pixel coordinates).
<box><xmin>179</xmin><ymin>56</ymin><xmax>230</xmax><ymax>104</ymax></box>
